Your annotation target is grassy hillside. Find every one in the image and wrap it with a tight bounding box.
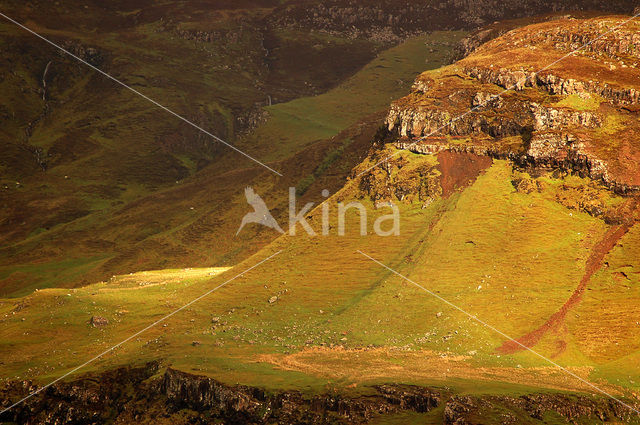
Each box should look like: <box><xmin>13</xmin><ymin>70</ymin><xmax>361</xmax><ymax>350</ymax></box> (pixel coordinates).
<box><xmin>0</xmin><ymin>10</ymin><xmax>464</xmax><ymax>297</ymax></box>
<box><xmin>2</xmin><ymin>150</ymin><xmax>638</xmax><ymax>407</ymax></box>
<box><xmin>243</xmin><ymin>32</ymin><xmax>464</xmax><ymax>160</ymax></box>
<box><xmin>3</xmin><ymin>10</ymin><xmax>640</xmax><ymax>424</ymax></box>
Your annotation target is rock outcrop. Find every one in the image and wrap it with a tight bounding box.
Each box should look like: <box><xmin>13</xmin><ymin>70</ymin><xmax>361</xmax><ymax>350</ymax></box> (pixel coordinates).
<box><xmin>2</xmin><ymin>365</ymin><xmax>637</xmax><ymax>424</ymax></box>
<box><xmin>386</xmin><ymin>98</ymin><xmax>601</xmax><ymax>139</ymax></box>
<box><xmin>383</xmin><ymin>16</ymin><xmax>640</xmax><ymax>191</ymax></box>
<box><xmin>267</xmin><ymin>0</ymin><xmax>637</xmax><ymax>42</ymax></box>
<box><xmin>161</xmin><ymin>368</ymin><xmax>441</xmax><ymax>423</ymax></box>
<box><xmin>464</xmin><ymin>66</ymin><xmax>640</xmax><ymax>106</ymax></box>
<box><xmin>443</xmin><ymin>393</ymin><xmax>639</xmax><ymax>425</ymax></box>
<box><xmin>1</xmin><ymin>365</ymin><xmax>441</xmax><ymax>424</ymax></box>
<box><xmin>58</xmin><ymin>40</ymin><xmax>104</xmax><ymax>67</ymax></box>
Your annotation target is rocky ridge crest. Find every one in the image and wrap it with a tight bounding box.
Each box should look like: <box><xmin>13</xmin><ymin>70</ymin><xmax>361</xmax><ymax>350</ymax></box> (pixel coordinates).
<box><xmin>385</xmin><ymin>16</ymin><xmax>640</xmax><ymax>191</ymax></box>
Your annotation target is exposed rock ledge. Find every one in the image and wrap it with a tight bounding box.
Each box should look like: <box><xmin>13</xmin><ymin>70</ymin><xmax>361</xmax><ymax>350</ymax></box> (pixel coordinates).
<box><xmin>464</xmin><ymin>66</ymin><xmax>640</xmax><ymax>105</ymax></box>
<box><xmin>2</xmin><ymin>364</ymin><xmax>638</xmax><ymax>424</ymax></box>
<box><xmin>386</xmin><ymin>100</ymin><xmax>601</xmax><ymax>139</ymax></box>
<box><xmin>394</xmin><ymin>138</ymin><xmax>638</xmax><ymax>195</ymax></box>
<box><xmin>161</xmin><ymin>368</ymin><xmax>440</xmax><ymax>423</ymax></box>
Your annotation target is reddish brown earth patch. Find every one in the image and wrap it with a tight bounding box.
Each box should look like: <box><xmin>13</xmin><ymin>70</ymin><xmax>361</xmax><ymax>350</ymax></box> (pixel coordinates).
<box><xmin>423</xmin><ymin>151</ymin><xmax>492</xmax><ymax>235</ymax></box>
<box><xmin>498</xmin><ymin>199</ymin><xmax>639</xmax><ymax>354</ymax></box>
<box><xmin>551</xmin><ymin>339</ymin><xmax>568</xmax><ymax>358</ymax></box>
<box><xmin>436</xmin><ymin>151</ymin><xmax>493</xmax><ymax>198</ymax></box>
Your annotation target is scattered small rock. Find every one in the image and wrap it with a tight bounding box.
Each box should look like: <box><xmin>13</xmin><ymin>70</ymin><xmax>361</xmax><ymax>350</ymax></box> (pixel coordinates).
<box><xmin>89</xmin><ymin>316</ymin><xmax>109</xmax><ymax>327</ymax></box>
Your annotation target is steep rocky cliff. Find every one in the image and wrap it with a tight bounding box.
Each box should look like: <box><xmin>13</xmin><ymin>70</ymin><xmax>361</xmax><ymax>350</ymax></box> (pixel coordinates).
<box><xmin>385</xmin><ymin>16</ymin><xmax>640</xmax><ymax>193</ymax></box>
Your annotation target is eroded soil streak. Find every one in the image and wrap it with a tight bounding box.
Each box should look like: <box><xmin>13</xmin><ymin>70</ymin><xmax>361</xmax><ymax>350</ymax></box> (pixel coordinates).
<box><xmin>436</xmin><ymin>151</ymin><xmax>493</xmax><ymax>198</ymax></box>
<box><xmin>498</xmin><ymin>198</ymin><xmax>639</xmax><ymax>354</ymax></box>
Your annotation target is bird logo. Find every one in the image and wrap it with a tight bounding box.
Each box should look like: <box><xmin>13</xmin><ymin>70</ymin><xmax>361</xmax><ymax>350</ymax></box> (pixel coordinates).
<box><xmin>236</xmin><ymin>187</ymin><xmax>284</xmax><ymax>235</ymax></box>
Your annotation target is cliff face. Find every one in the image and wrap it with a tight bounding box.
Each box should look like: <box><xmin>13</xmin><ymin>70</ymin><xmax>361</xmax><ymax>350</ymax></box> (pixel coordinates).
<box><xmin>442</xmin><ymin>393</ymin><xmax>638</xmax><ymax>425</ymax></box>
<box><xmin>267</xmin><ymin>0</ymin><xmax>637</xmax><ymax>41</ymax></box>
<box><xmin>2</xmin><ymin>365</ymin><xmax>637</xmax><ymax>425</ymax></box>
<box><xmin>453</xmin><ymin>11</ymin><xmax>640</xmax><ymax>61</ymax></box>
<box><xmin>161</xmin><ymin>368</ymin><xmax>441</xmax><ymax>423</ymax></box>
<box><xmin>385</xmin><ymin>16</ymin><xmax>640</xmax><ymax>191</ymax></box>
<box><xmin>463</xmin><ymin>66</ymin><xmax>640</xmax><ymax>106</ymax></box>
<box><xmin>0</xmin><ymin>365</ymin><xmax>441</xmax><ymax>424</ymax></box>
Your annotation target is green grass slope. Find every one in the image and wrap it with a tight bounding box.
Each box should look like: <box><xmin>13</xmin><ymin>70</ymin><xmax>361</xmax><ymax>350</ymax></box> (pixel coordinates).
<box><xmin>2</xmin><ymin>149</ymin><xmax>638</xmax><ymax>407</ymax></box>
<box><xmin>243</xmin><ymin>32</ymin><xmax>465</xmax><ymax>160</ymax></box>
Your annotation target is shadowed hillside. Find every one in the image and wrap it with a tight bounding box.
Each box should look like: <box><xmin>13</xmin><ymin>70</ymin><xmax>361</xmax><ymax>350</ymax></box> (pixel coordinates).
<box><xmin>1</xmin><ymin>0</ymin><xmax>637</xmax><ymax>298</ymax></box>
